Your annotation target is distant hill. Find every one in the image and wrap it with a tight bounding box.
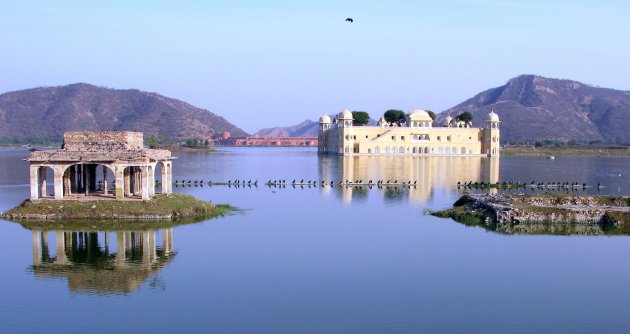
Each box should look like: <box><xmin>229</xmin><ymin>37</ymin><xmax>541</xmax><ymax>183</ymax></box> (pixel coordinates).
<box><xmin>438</xmin><ymin>75</ymin><xmax>630</xmax><ymax>143</ymax></box>
<box><xmin>254</xmin><ymin>118</ymin><xmax>379</xmax><ymax>137</ymax></box>
<box><xmin>254</xmin><ymin>120</ymin><xmax>318</xmax><ymax>137</ymax></box>
<box><xmin>0</xmin><ymin>83</ymin><xmax>248</xmax><ymax>143</ymax></box>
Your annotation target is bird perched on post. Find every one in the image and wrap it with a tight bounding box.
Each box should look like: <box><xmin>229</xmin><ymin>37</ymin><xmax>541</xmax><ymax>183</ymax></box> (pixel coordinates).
<box><xmin>345</xmin><ymin>18</ymin><xmax>353</xmax><ymax>22</ymax></box>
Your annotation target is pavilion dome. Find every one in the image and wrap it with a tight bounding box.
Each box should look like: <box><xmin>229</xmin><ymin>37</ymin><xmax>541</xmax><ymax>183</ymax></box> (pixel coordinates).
<box><xmin>445</xmin><ymin>115</ymin><xmax>453</xmax><ymax>123</ymax></box>
<box><xmin>408</xmin><ymin>109</ymin><xmax>432</xmax><ymax>121</ymax></box>
<box><xmin>337</xmin><ymin>108</ymin><xmax>353</xmax><ymax>120</ymax></box>
<box><xmin>487</xmin><ymin>110</ymin><xmax>500</xmax><ymax>122</ymax></box>
<box><xmin>319</xmin><ymin>114</ymin><xmax>331</xmax><ymax>124</ymax></box>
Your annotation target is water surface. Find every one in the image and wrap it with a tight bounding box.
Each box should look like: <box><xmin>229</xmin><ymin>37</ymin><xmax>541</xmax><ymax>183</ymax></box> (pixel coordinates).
<box><xmin>1</xmin><ymin>147</ymin><xmax>630</xmax><ymax>333</ymax></box>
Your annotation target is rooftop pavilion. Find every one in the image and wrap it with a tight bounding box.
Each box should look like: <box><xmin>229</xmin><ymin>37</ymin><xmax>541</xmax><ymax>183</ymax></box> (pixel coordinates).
<box><xmin>28</xmin><ymin>131</ymin><xmax>173</xmax><ymax>201</ymax></box>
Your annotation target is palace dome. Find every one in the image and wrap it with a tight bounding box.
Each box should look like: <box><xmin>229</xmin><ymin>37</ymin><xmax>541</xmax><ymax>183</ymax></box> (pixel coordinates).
<box><xmin>319</xmin><ymin>114</ymin><xmax>331</xmax><ymax>123</ymax></box>
<box><xmin>337</xmin><ymin>108</ymin><xmax>353</xmax><ymax>120</ymax></box>
<box><xmin>487</xmin><ymin>110</ymin><xmax>500</xmax><ymax>122</ymax></box>
<box><xmin>408</xmin><ymin>109</ymin><xmax>432</xmax><ymax>121</ymax></box>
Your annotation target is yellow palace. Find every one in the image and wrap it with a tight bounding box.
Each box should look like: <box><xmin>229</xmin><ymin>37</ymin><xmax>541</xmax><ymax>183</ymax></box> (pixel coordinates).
<box><xmin>318</xmin><ymin>108</ymin><xmax>500</xmax><ymax>156</ymax></box>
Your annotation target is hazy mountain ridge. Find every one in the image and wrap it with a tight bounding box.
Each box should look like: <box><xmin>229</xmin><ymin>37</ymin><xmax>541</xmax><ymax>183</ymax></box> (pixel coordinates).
<box><xmin>0</xmin><ymin>83</ymin><xmax>248</xmax><ymax>143</ymax></box>
<box><xmin>438</xmin><ymin>75</ymin><xmax>630</xmax><ymax>143</ymax></box>
<box><xmin>255</xmin><ymin>118</ymin><xmax>380</xmax><ymax>137</ymax></box>
<box><xmin>253</xmin><ymin>120</ymin><xmax>319</xmax><ymax>137</ymax></box>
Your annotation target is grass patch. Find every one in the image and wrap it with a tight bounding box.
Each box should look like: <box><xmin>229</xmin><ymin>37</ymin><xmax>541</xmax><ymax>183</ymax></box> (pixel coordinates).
<box><xmin>1</xmin><ymin>194</ymin><xmax>237</xmax><ymax>222</ymax></box>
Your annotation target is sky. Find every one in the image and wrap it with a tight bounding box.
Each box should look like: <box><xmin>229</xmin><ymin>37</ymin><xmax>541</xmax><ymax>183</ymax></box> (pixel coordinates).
<box><xmin>1</xmin><ymin>0</ymin><xmax>629</xmax><ymax>133</ymax></box>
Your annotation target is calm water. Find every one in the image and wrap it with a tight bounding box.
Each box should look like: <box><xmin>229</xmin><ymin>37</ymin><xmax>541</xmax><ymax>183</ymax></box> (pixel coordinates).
<box><xmin>1</xmin><ymin>147</ymin><xmax>630</xmax><ymax>333</ymax></box>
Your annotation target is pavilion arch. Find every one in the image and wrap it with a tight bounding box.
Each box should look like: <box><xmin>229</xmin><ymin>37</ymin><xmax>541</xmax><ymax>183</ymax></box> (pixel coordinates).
<box><xmin>150</xmin><ymin>161</ymin><xmax>172</xmax><ymax>195</ymax></box>
<box><xmin>62</xmin><ymin>163</ymin><xmax>116</xmax><ymax>198</ymax></box>
<box><xmin>31</xmin><ymin>166</ymin><xmax>57</xmax><ymax>199</ymax></box>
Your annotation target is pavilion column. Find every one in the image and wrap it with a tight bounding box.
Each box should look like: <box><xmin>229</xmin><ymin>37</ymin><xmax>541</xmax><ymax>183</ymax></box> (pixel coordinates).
<box><xmin>77</xmin><ymin>165</ymin><xmax>83</xmax><ymax>193</ymax></box>
<box><xmin>135</xmin><ymin>167</ymin><xmax>142</xmax><ymax>195</ymax></box>
<box><xmin>63</xmin><ymin>168</ymin><xmax>71</xmax><ymax>196</ymax></box>
<box><xmin>53</xmin><ymin>167</ymin><xmax>64</xmax><ymax>200</ymax></box>
<box><xmin>29</xmin><ymin>165</ymin><xmax>40</xmax><ymax>200</ymax></box>
<box><xmin>124</xmin><ymin>167</ymin><xmax>131</xmax><ymax>197</ymax></box>
<box><xmin>141</xmin><ymin>166</ymin><xmax>149</xmax><ymax>200</ymax></box>
<box><xmin>38</xmin><ymin>166</ymin><xmax>47</xmax><ymax>198</ymax></box>
<box><xmin>84</xmin><ymin>165</ymin><xmax>90</xmax><ymax>195</ymax></box>
<box><xmin>135</xmin><ymin>167</ymin><xmax>142</xmax><ymax>194</ymax></box>
<box><xmin>115</xmin><ymin>166</ymin><xmax>125</xmax><ymax>200</ymax></box>
<box><xmin>160</xmin><ymin>163</ymin><xmax>168</xmax><ymax>194</ymax></box>
<box><xmin>166</xmin><ymin>162</ymin><xmax>172</xmax><ymax>194</ymax></box>
<box><xmin>149</xmin><ymin>166</ymin><xmax>155</xmax><ymax>197</ymax></box>
<box><xmin>102</xmin><ymin>165</ymin><xmax>108</xmax><ymax>196</ymax></box>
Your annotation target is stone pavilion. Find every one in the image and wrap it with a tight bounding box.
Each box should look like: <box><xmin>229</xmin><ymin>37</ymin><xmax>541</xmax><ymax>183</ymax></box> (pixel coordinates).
<box><xmin>28</xmin><ymin>131</ymin><xmax>173</xmax><ymax>201</ymax></box>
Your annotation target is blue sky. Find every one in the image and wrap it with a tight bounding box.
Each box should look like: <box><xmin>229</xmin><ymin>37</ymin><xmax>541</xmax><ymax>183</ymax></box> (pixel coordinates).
<box><xmin>1</xmin><ymin>0</ymin><xmax>629</xmax><ymax>133</ymax></box>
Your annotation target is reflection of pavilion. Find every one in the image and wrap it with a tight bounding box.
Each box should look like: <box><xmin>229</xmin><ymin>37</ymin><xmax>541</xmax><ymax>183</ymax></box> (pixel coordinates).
<box><xmin>30</xmin><ymin>228</ymin><xmax>175</xmax><ymax>294</ymax></box>
<box><xmin>318</xmin><ymin>155</ymin><xmax>500</xmax><ymax>204</ymax></box>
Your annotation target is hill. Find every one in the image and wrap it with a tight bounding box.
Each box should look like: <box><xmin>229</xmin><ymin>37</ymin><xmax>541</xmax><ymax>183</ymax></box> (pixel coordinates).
<box><xmin>254</xmin><ymin>120</ymin><xmax>318</xmax><ymax>137</ymax></box>
<box><xmin>0</xmin><ymin>83</ymin><xmax>248</xmax><ymax>144</ymax></box>
<box><xmin>254</xmin><ymin>117</ymin><xmax>379</xmax><ymax>137</ymax></box>
<box><xmin>438</xmin><ymin>75</ymin><xmax>630</xmax><ymax>143</ymax></box>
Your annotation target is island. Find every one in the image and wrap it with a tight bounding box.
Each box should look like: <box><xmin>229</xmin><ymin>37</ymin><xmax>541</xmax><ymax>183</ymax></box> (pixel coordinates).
<box><xmin>1</xmin><ymin>131</ymin><xmax>233</xmax><ymax>222</ymax></box>
<box><xmin>432</xmin><ymin>193</ymin><xmax>630</xmax><ymax>235</ymax></box>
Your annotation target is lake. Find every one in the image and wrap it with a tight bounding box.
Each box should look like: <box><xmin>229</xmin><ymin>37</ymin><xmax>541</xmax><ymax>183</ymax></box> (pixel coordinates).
<box><xmin>1</xmin><ymin>147</ymin><xmax>630</xmax><ymax>333</ymax></box>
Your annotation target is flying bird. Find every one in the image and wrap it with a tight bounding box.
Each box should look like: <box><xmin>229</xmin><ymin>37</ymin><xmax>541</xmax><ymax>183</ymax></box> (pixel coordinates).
<box><xmin>345</xmin><ymin>18</ymin><xmax>353</xmax><ymax>22</ymax></box>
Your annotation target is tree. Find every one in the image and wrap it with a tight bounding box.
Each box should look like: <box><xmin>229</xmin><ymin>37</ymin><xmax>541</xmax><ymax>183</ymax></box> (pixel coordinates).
<box><xmin>146</xmin><ymin>134</ymin><xmax>164</xmax><ymax>148</ymax></box>
<box><xmin>185</xmin><ymin>138</ymin><xmax>200</xmax><ymax>147</ymax></box>
<box><xmin>455</xmin><ymin>111</ymin><xmax>473</xmax><ymax>124</ymax></box>
<box><xmin>384</xmin><ymin>109</ymin><xmax>406</xmax><ymax>126</ymax></box>
<box><xmin>426</xmin><ymin>110</ymin><xmax>436</xmax><ymax>121</ymax></box>
<box><xmin>351</xmin><ymin>111</ymin><xmax>370</xmax><ymax>126</ymax></box>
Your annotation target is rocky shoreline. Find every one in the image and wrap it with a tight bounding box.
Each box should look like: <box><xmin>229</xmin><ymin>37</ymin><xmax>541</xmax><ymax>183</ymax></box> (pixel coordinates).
<box><xmin>432</xmin><ymin>194</ymin><xmax>630</xmax><ymax>235</ymax></box>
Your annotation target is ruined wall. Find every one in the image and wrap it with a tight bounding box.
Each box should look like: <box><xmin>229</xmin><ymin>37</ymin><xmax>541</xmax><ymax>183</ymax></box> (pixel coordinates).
<box><xmin>63</xmin><ymin>132</ymin><xmax>144</xmax><ymax>151</ymax></box>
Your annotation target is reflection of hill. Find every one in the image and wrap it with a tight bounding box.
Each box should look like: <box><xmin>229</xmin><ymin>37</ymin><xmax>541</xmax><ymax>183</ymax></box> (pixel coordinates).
<box><xmin>318</xmin><ymin>156</ymin><xmax>500</xmax><ymax>204</ymax></box>
<box><xmin>29</xmin><ymin>228</ymin><xmax>174</xmax><ymax>295</ymax></box>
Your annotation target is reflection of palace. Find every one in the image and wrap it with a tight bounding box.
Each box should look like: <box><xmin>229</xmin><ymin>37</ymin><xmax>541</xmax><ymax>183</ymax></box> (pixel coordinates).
<box><xmin>318</xmin><ymin>155</ymin><xmax>500</xmax><ymax>204</ymax></box>
<box><xmin>30</xmin><ymin>228</ymin><xmax>175</xmax><ymax>294</ymax></box>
